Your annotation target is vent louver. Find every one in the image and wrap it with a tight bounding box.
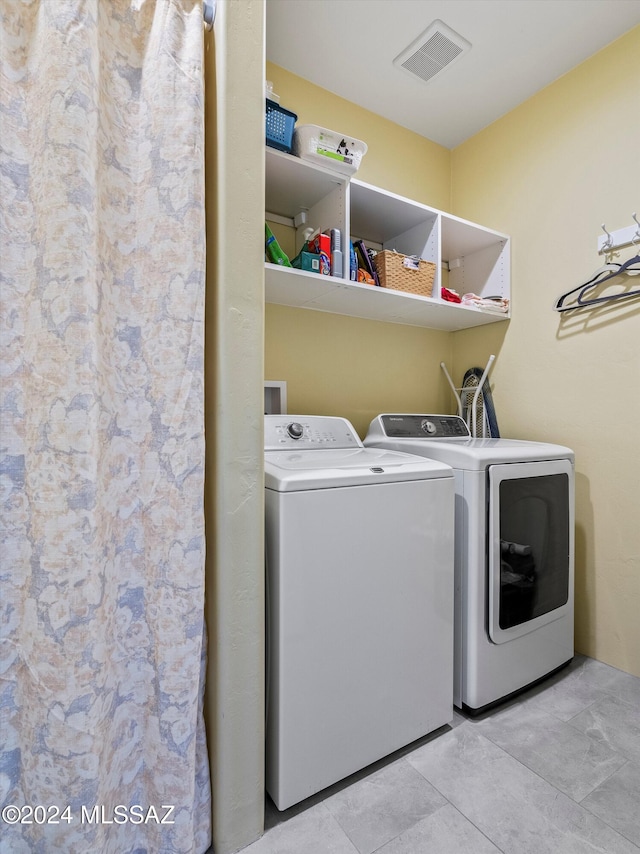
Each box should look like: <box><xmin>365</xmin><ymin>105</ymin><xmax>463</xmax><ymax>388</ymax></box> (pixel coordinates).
<box><xmin>393</xmin><ymin>20</ymin><xmax>471</xmax><ymax>85</ymax></box>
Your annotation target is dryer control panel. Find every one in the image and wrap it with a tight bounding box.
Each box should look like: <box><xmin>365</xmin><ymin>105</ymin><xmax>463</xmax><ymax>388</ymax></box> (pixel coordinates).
<box><xmin>265</xmin><ymin>415</ymin><xmax>362</xmax><ymax>450</ymax></box>
<box><xmin>379</xmin><ymin>414</ymin><xmax>470</xmax><ymax>439</ymax></box>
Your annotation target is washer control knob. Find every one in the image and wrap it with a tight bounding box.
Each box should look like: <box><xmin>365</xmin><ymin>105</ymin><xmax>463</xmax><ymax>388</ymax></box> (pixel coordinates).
<box><xmin>286</xmin><ymin>422</ymin><xmax>304</xmax><ymax>440</ymax></box>
<box><xmin>421</xmin><ymin>419</ymin><xmax>437</xmax><ymax>435</ymax></box>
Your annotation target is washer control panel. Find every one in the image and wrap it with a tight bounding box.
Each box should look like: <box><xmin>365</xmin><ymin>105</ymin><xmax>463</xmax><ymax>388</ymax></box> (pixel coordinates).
<box><xmin>380</xmin><ymin>414</ymin><xmax>470</xmax><ymax>439</ymax></box>
<box><xmin>265</xmin><ymin>416</ymin><xmax>362</xmax><ymax>450</ymax></box>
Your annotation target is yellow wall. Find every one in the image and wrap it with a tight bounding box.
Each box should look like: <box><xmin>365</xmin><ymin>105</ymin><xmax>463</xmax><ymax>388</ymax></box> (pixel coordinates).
<box><xmin>452</xmin><ymin>26</ymin><xmax>640</xmax><ymax>675</ymax></box>
<box><xmin>266</xmin><ymin>62</ymin><xmax>451</xmax><ymax>207</ymax></box>
<box><xmin>266</xmin><ymin>305</ymin><xmax>453</xmax><ymax>437</ymax></box>
<box><xmin>265</xmin><ymin>63</ymin><xmax>454</xmax><ymax>435</ymax></box>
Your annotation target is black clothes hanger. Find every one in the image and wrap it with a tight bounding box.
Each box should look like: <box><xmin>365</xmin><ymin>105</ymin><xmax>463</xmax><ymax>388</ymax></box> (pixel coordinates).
<box><xmin>554</xmin><ymin>253</ymin><xmax>640</xmax><ymax>312</ymax></box>
<box><xmin>576</xmin><ymin>253</ymin><xmax>640</xmax><ymax>306</ymax></box>
<box><xmin>553</xmin><ymin>260</ymin><xmax>623</xmax><ymax>311</ymax></box>
<box><xmin>585</xmin><ymin>252</ymin><xmax>640</xmax><ymax>285</ymax></box>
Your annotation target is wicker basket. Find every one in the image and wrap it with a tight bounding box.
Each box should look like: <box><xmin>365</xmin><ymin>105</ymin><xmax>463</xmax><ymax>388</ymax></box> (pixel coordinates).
<box><xmin>373</xmin><ymin>251</ymin><xmax>436</xmax><ymax>297</ymax></box>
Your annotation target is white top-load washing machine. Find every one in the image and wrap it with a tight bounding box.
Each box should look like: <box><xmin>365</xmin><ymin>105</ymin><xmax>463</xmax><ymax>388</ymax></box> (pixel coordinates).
<box><xmin>365</xmin><ymin>414</ymin><xmax>575</xmax><ymax>715</ymax></box>
<box><xmin>265</xmin><ymin>415</ymin><xmax>454</xmax><ymax>811</ymax></box>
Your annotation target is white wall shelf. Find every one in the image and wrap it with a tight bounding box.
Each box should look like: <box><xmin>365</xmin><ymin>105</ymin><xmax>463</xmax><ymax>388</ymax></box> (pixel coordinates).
<box><xmin>265</xmin><ymin>265</ymin><xmax>508</xmax><ymax>330</ymax></box>
<box><xmin>265</xmin><ymin>148</ymin><xmax>510</xmax><ymax>331</ymax></box>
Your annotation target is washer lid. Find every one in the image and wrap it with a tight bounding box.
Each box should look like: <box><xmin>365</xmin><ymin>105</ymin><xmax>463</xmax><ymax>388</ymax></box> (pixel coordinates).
<box><xmin>265</xmin><ymin>446</ymin><xmax>452</xmax><ymax>491</ymax></box>
<box><xmin>364</xmin><ymin>414</ymin><xmax>574</xmax><ymax>469</ymax></box>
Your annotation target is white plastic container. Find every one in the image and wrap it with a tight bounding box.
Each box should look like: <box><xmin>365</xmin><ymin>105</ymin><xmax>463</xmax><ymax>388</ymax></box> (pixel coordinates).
<box><xmin>293</xmin><ymin>124</ymin><xmax>368</xmax><ymax>174</ymax></box>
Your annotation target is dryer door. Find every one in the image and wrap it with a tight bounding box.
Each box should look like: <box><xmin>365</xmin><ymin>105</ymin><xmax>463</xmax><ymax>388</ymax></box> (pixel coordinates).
<box><xmin>488</xmin><ymin>459</ymin><xmax>574</xmax><ymax>644</ymax></box>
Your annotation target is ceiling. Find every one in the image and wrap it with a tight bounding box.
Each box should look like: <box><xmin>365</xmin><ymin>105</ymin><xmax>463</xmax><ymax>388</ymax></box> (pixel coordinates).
<box><xmin>266</xmin><ymin>0</ymin><xmax>640</xmax><ymax>149</ymax></box>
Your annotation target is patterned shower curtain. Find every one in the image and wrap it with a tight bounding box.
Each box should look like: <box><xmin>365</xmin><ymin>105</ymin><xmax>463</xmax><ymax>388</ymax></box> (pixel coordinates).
<box><xmin>0</xmin><ymin>2</ymin><xmax>210</xmax><ymax>851</ymax></box>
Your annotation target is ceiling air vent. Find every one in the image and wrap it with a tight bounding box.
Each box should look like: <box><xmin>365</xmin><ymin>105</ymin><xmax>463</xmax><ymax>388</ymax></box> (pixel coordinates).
<box><xmin>393</xmin><ymin>20</ymin><xmax>471</xmax><ymax>85</ymax></box>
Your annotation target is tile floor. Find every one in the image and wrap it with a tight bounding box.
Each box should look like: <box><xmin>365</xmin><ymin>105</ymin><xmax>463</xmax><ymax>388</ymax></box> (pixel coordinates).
<box><xmin>240</xmin><ymin>655</ymin><xmax>640</xmax><ymax>854</ymax></box>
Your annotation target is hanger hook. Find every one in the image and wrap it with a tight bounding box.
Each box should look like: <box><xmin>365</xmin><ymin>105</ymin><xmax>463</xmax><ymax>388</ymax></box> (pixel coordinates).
<box><xmin>601</xmin><ymin>223</ymin><xmax>614</xmax><ymax>252</ymax></box>
<box><xmin>632</xmin><ymin>212</ymin><xmax>640</xmax><ymax>245</ymax></box>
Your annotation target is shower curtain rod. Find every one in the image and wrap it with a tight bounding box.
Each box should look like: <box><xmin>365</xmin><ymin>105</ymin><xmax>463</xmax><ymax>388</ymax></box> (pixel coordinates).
<box><xmin>203</xmin><ymin>0</ymin><xmax>215</xmax><ymax>30</ymax></box>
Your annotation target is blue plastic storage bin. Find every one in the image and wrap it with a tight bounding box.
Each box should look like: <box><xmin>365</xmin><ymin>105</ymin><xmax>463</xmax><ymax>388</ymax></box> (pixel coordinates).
<box><xmin>266</xmin><ymin>99</ymin><xmax>297</xmax><ymax>153</ymax></box>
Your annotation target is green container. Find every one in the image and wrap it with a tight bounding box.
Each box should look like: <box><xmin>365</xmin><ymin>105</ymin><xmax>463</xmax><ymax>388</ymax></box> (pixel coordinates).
<box><xmin>291</xmin><ymin>250</ymin><xmax>321</xmax><ymax>273</ymax></box>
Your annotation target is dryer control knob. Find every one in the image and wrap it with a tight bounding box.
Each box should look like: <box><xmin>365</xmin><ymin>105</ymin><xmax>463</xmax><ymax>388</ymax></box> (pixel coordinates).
<box><xmin>286</xmin><ymin>422</ymin><xmax>304</xmax><ymax>439</ymax></box>
<box><xmin>421</xmin><ymin>419</ymin><xmax>437</xmax><ymax>435</ymax></box>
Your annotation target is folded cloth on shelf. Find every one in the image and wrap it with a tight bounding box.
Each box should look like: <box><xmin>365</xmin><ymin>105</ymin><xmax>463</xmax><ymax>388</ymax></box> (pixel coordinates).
<box><xmin>461</xmin><ymin>293</ymin><xmax>510</xmax><ymax>313</ymax></box>
<box><xmin>441</xmin><ymin>287</ymin><xmax>462</xmax><ymax>303</ymax></box>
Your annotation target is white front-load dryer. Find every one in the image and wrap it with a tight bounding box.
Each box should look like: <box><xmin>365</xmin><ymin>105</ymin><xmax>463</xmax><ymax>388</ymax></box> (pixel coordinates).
<box><xmin>365</xmin><ymin>414</ymin><xmax>575</xmax><ymax>715</ymax></box>
<box><xmin>264</xmin><ymin>415</ymin><xmax>454</xmax><ymax>810</ymax></box>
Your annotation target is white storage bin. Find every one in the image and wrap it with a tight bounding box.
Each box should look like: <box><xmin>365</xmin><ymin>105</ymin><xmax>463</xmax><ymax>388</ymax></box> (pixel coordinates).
<box><xmin>293</xmin><ymin>124</ymin><xmax>368</xmax><ymax>174</ymax></box>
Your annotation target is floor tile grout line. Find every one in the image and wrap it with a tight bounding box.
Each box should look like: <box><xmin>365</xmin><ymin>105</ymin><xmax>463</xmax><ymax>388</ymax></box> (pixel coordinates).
<box><xmin>578</xmin><ymin>806</ymin><xmax>640</xmax><ymax>853</ymax></box>
<box><xmin>401</xmin><ymin>724</ymin><xmax>514</xmax><ymax>853</ymax></box>
<box><xmin>475</xmin><ymin>727</ymin><xmax>628</xmax><ymax>806</ymax></box>
<box><xmin>563</xmin><ymin>692</ymin><xmax>618</xmax><ymax>724</ymax></box>
<box><xmin>326</xmin><ymin>757</ymin><xmax>452</xmax><ymax>854</ymax></box>
<box><xmin>418</xmin><ymin>719</ymin><xmax>633</xmax><ymax>845</ymax></box>
<box><xmin>577</xmin><ymin>758</ymin><xmax>640</xmax><ymax>852</ymax></box>
<box><xmin>576</xmin><ymin>757</ymin><xmax>631</xmax><ymax>805</ymax></box>
<box><xmin>467</xmin><ymin>695</ymin><xmax>635</xmax><ymax>803</ymax></box>
<box><xmin>366</xmin><ymin>799</ymin><xmax>451</xmax><ymax>854</ymax></box>
<box><xmin>568</xmin><ymin>688</ymin><xmax>640</xmax><ymax>719</ymax></box>
<box><xmin>448</xmin><ymin>801</ymin><xmax>509</xmax><ymax>854</ymax></box>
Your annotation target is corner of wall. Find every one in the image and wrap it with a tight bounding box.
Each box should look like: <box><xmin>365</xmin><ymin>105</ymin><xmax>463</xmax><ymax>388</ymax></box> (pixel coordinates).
<box><xmin>204</xmin><ymin>2</ymin><xmax>267</xmax><ymax>851</ymax></box>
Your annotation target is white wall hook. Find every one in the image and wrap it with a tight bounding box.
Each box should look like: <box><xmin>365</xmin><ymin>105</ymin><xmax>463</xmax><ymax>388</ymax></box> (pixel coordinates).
<box><xmin>600</xmin><ymin>223</ymin><xmax>613</xmax><ymax>252</ymax></box>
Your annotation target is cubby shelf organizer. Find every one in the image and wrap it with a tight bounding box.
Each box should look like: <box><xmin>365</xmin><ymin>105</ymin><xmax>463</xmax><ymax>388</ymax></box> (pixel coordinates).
<box><xmin>265</xmin><ymin>147</ymin><xmax>511</xmax><ymax>331</ymax></box>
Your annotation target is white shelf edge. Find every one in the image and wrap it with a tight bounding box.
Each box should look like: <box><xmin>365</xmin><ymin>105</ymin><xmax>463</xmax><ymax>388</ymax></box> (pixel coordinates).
<box><xmin>264</xmin><ymin>264</ymin><xmax>509</xmax><ymax>331</ymax></box>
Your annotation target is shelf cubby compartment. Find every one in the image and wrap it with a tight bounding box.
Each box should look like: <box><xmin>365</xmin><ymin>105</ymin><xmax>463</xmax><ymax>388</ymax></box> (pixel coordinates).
<box><xmin>265</xmin><ymin>147</ymin><xmax>348</xmax><ymax>256</ymax></box>
<box><xmin>349</xmin><ymin>179</ymin><xmax>440</xmax><ymax>295</ymax></box>
<box><xmin>441</xmin><ymin>214</ymin><xmax>510</xmax><ymax>302</ymax></box>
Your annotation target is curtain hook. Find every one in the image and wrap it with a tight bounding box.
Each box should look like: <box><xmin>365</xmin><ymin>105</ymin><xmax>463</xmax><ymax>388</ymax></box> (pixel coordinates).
<box><xmin>203</xmin><ymin>0</ymin><xmax>215</xmax><ymax>30</ymax></box>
